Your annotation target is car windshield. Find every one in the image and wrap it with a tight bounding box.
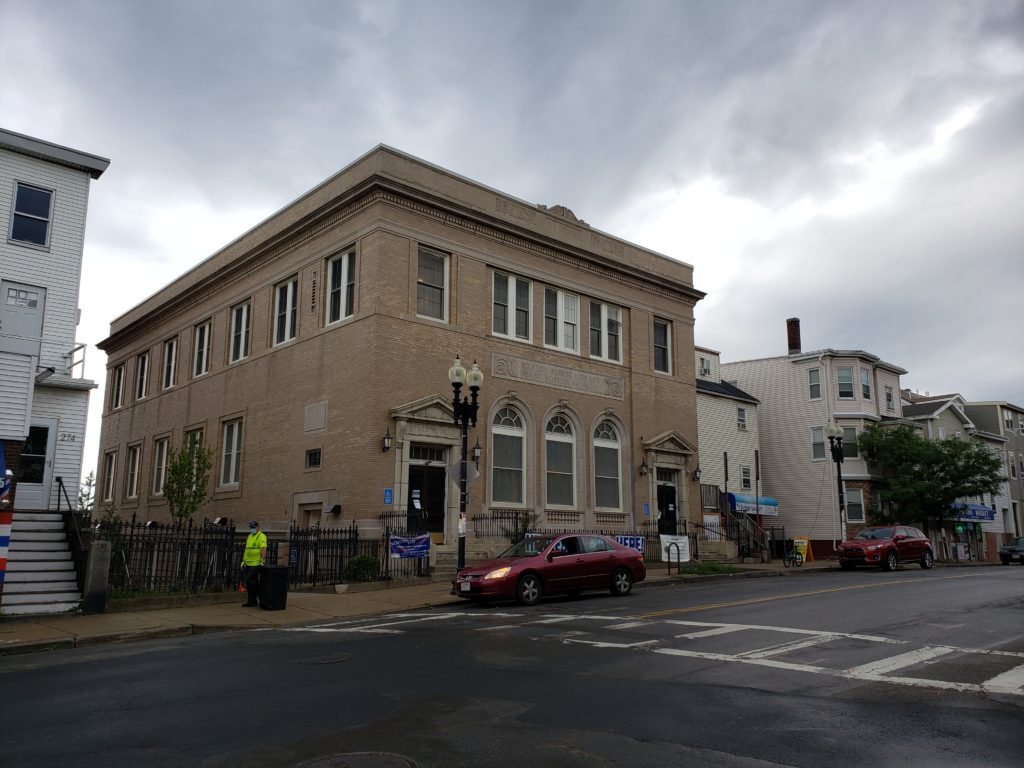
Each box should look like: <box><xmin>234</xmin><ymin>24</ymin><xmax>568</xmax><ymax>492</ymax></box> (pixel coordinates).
<box><xmin>855</xmin><ymin>528</ymin><xmax>894</xmax><ymax>540</ymax></box>
<box><xmin>499</xmin><ymin>536</ymin><xmax>557</xmax><ymax>558</ymax></box>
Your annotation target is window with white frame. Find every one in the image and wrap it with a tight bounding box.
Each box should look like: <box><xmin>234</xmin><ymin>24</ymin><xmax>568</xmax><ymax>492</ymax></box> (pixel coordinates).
<box><xmin>327</xmin><ymin>249</ymin><xmax>356</xmax><ymax>324</ymax></box>
<box><xmin>416</xmin><ymin>245</ymin><xmax>448</xmax><ymax>321</ymax></box>
<box><xmin>101</xmin><ymin>451</ymin><xmax>117</xmax><ymax>502</ymax></box>
<box><xmin>544</xmin><ymin>288</ymin><xmax>579</xmax><ymax>353</ymax></box>
<box><xmin>699</xmin><ymin>356</ymin><xmax>711</xmax><ymax>376</ymax></box>
<box><xmin>125</xmin><ymin>444</ymin><xmax>141</xmax><ymax>499</ymax></box>
<box><xmin>230</xmin><ymin>301</ymin><xmax>251</xmax><ymax>362</ymax></box>
<box><xmin>741</xmin><ymin>466</ymin><xmax>751</xmax><ymax>490</ymax></box>
<box><xmin>1018</xmin><ymin>416</ymin><xmax>1024</xmax><ymax>434</ymax></box>
<box><xmin>837</xmin><ymin>366</ymin><xmax>854</xmax><ymax>398</ymax></box>
<box><xmin>589</xmin><ymin>301</ymin><xmax>622</xmax><ymax>362</ymax></box>
<box><xmin>861</xmin><ymin>368</ymin><xmax>871</xmax><ymax>399</ymax></box>
<box><xmin>305</xmin><ymin>448</ymin><xmax>322</xmax><ymax>469</ymax></box>
<box><xmin>492</xmin><ymin>407</ymin><xmax>525</xmax><ymax>504</ymax></box>
<box><xmin>152</xmin><ymin>437</ymin><xmax>169</xmax><ymax>495</ymax></box>
<box><xmin>885</xmin><ymin>385</ymin><xmax>894</xmax><ymax>412</ymax></box>
<box><xmin>1005</xmin><ymin>411</ymin><xmax>1015</xmax><ymax>430</ymax></box>
<box><xmin>162</xmin><ymin>337</ymin><xmax>177</xmax><ymax>389</ymax></box>
<box><xmin>808</xmin><ymin>368</ymin><xmax>821</xmax><ymax>400</ymax></box>
<box><xmin>593</xmin><ymin>421</ymin><xmax>621</xmax><ymax>510</ymax></box>
<box><xmin>737</xmin><ymin>407</ymin><xmax>747</xmax><ymax>431</ymax></box>
<box><xmin>274</xmin><ymin>277</ymin><xmax>299</xmax><ymax>344</ymax></box>
<box><xmin>110</xmin><ymin>364</ymin><xmax>125</xmax><ymax>409</ymax></box>
<box><xmin>545</xmin><ymin>415</ymin><xmax>575</xmax><ymax>507</ymax></box>
<box><xmin>938</xmin><ymin>426</ymin><xmax>946</xmax><ymax>440</ymax></box>
<box><xmin>1011</xmin><ymin>454</ymin><xmax>1017</xmax><ymax>479</ymax></box>
<box><xmin>1019</xmin><ymin>454</ymin><xmax>1023</xmax><ymax>475</ymax></box>
<box><xmin>10</xmin><ymin>182</ymin><xmax>54</xmax><ymax>247</ymax></box>
<box><xmin>811</xmin><ymin>427</ymin><xmax>825</xmax><ymax>460</ymax></box>
<box><xmin>842</xmin><ymin>427</ymin><xmax>859</xmax><ymax>459</ymax></box>
<box><xmin>846</xmin><ymin>487</ymin><xmax>865</xmax><ymax>523</ymax></box>
<box><xmin>220</xmin><ymin>419</ymin><xmax>243</xmax><ymax>487</ymax></box>
<box><xmin>653</xmin><ymin>318</ymin><xmax>671</xmax><ymax>374</ymax></box>
<box><xmin>492</xmin><ymin>272</ymin><xmax>531</xmax><ymax>341</ymax></box>
<box><xmin>135</xmin><ymin>352</ymin><xmax>149</xmax><ymax>400</ymax></box>
<box><xmin>193</xmin><ymin>320</ymin><xmax>211</xmax><ymax>377</ymax></box>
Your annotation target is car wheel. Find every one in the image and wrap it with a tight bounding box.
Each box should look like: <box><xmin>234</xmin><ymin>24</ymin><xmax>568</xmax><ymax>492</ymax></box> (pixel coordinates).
<box><xmin>920</xmin><ymin>551</ymin><xmax>934</xmax><ymax>569</ymax></box>
<box><xmin>840</xmin><ymin>561</ymin><xmax>855</xmax><ymax>571</ymax></box>
<box><xmin>884</xmin><ymin>550</ymin><xmax>898</xmax><ymax>571</ymax></box>
<box><xmin>610</xmin><ymin>567</ymin><xmax>633</xmax><ymax>596</ymax></box>
<box><xmin>516</xmin><ymin>574</ymin><xmax>542</xmax><ymax>606</ymax></box>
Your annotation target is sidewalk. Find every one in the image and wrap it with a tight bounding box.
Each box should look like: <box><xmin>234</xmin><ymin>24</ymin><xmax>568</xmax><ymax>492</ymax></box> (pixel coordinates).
<box><xmin>0</xmin><ymin>560</ymin><xmax>836</xmax><ymax>656</ymax></box>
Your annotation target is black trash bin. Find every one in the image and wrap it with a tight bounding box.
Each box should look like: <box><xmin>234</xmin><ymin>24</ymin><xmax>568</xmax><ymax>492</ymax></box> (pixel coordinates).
<box><xmin>259</xmin><ymin>566</ymin><xmax>289</xmax><ymax>610</ymax></box>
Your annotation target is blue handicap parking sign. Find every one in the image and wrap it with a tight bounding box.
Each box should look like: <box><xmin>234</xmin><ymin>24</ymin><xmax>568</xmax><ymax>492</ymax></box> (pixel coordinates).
<box><xmin>384</xmin><ymin>487</ymin><xmax>394</xmax><ymax>506</ymax></box>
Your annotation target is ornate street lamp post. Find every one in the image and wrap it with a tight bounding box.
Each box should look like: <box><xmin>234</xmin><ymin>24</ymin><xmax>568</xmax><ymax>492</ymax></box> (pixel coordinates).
<box><xmin>448</xmin><ymin>355</ymin><xmax>483</xmax><ymax>572</ymax></box>
<box><xmin>825</xmin><ymin>420</ymin><xmax>846</xmax><ymax>544</ymax></box>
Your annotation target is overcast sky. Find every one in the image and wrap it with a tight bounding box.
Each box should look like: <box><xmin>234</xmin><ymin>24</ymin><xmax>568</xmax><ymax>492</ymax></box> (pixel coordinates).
<box><xmin>2</xmin><ymin>0</ymin><xmax>1022</xmax><ymax>478</ymax></box>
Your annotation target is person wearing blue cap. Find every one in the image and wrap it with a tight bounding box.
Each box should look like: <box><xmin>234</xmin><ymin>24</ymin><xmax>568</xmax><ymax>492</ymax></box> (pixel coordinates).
<box><xmin>241</xmin><ymin>520</ymin><xmax>267</xmax><ymax>607</ymax></box>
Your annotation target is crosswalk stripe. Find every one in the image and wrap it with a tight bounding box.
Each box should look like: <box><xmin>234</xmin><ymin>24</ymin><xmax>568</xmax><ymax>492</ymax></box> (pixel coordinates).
<box><xmin>981</xmin><ymin>663</ymin><xmax>1024</xmax><ymax>693</ymax></box>
<box><xmin>848</xmin><ymin>646</ymin><xmax>956</xmax><ymax>676</ymax></box>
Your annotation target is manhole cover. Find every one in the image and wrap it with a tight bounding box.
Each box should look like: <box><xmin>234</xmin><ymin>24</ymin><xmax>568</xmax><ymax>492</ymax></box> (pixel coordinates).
<box><xmin>295</xmin><ymin>753</ymin><xmax>417</xmax><ymax>768</ymax></box>
<box><xmin>292</xmin><ymin>653</ymin><xmax>352</xmax><ymax>665</ymax></box>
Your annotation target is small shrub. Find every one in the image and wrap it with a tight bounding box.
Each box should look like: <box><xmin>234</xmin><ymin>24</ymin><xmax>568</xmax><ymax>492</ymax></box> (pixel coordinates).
<box><xmin>344</xmin><ymin>555</ymin><xmax>380</xmax><ymax>583</ymax></box>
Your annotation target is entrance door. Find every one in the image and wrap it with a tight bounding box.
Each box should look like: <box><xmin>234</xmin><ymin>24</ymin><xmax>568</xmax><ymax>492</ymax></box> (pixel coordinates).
<box><xmin>16</xmin><ymin>417</ymin><xmax>58</xmax><ymax>509</ymax></box>
<box><xmin>0</xmin><ymin>281</ymin><xmax>46</xmax><ymax>357</ymax></box>
<box><xmin>657</xmin><ymin>483</ymin><xmax>677</xmax><ymax>535</ymax></box>
<box><xmin>407</xmin><ymin>464</ymin><xmax>447</xmax><ymax>542</ymax></box>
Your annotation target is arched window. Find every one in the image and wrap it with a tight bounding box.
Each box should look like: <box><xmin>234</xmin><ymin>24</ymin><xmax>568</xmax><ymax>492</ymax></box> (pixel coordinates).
<box><xmin>546</xmin><ymin>415</ymin><xmax>575</xmax><ymax>507</ymax></box>
<box><xmin>593</xmin><ymin>421</ymin><xmax>621</xmax><ymax>510</ymax></box>
<box><xmin>492</xmin><ymin>407</ymin><xmax>525</xmax><ymax>504</ymax></box>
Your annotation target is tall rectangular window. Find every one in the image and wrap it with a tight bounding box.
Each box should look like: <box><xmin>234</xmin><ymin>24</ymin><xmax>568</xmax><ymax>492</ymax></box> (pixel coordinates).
<box><xmin>230</xmin><ymin>301</ymin><xmax>251</xmax><ymax>362</ymax></box>
<box><xmin>274</xmin><ymin>277</ymin><xmax>299</xmax><ymax>344</ymax></box>
<box><xmin>808</xmin><ymin>368</ymin><xmax>821</xmax><ymax>399</ymax></box>
<box><xmin>811</xmin><ymin>427</ymin><xmax>825</xmax><ymax>460</ymax></box>
<box><xmin>101</xmin><ymin>451</ymin><xmax>117</xmax><ymax>502</ymax></box>
<box><xmin>846</xmin><ymin>487</ymin><xmax>865</xmax><ymax>523</ymax></box>
<box><xmin>152</xmin><ymin>437</ymin><xmax>169</xmax><ymax>495</ymax></box>
<box><xmin>837</xmin><ymin>366</ymin><xmax>854</xmax><ymax>398</ymax></box>
<box><xmin>416</xmin><ymin>245</ymin><xmax>448</xmax><ymax>321</ymax></box>
<box><xmin>861</xmin><ymin>368</ymin><xmax>872</xmax><ymax>399</ymax></box>
<box><xmin>589</xmin><ymin>301</ymin><xmax>622</xmax><ymax>362</ymax></box>
<box><xmin>327</xmin><ymin>249</ymin><xmax>356</xmax><ymax>324</ymax></box>
<box><xmin>885</xmin><ymin>385</ymin><xmax>894</xmax><ymax>412</ymax></box>
<box><xmin>135</xmin><ymin>352</ymin><xmax>149</xmax><ymax>400</ymax></box>
<box><xmin>737</xmin><ymin>407</ymin><xmax>747</xmax><ymax>431</ymax></box>
<box><xmin>653</xmin><ymin>318</ymin><xmax>671</xmax><ymax>374</ymax></box>
<box><xmin>1010</xmin><ymin>453</ymin><xmax>1017</xmax><ymax>479</ymax></box>
<box><xmin>125</xmin><ymin>445</ymin><xmax>141</xmax><ymax>499</ymax></box>
<box><xmin>193</xmin><ymin>321</ymin><xmax>211</xmax><ymax>377</ymax></box>
<box><xmin>492</xmin><ymin>407</ymin><xmax>525</xmax><ymax>505</ymax></box>
<box><xmin>162</xmin><ymin>337</ymin><xmax>178</xmax><ymax>389</ymax></box>
<box><xmin>492</xmin><ymin>271</ymin><xmax>531</xmax><ymax>341</ymax></box>
<box><xmin>699</xmin><ymin>357</ymin><xmax>711</xmax><ymax>376</ymax></box>
<box><xmin>110</xmin><ymin>364</ymin><xmax>125</xmax><ymax>409</ymax></box>
<box><xmin>843</xmin><ymin>427</ymin><xmax>859</xmax><ymax>459</ymax></box>
<box><xmin>543</xmin><ymin>288</ymin><xmax>579</xmax><ymax>353</ymax></box>
<box><xmin>10</xmin><ymin>182</ymin><xmax>54</xmax><ymax>247</ymax></box>
<box><xmin>741</xmin><ymin>466</ymin><xmax>752</xmax><ymax>490</ymax></box>
<box><xmin>220</xmin><ymin>419</ymin><xmax>243</xmax><ymax>486</ymax></box>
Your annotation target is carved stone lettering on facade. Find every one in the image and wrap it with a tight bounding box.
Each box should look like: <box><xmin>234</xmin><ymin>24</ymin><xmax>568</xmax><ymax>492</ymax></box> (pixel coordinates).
<box><xmin>491</xmin><ymin>353</ymin><xmax>625</xmax><ymax>400</ymax></box>
<box><xmin>496</xmin><ymin>197</ymin><xmax>537</xmax><ymax>224</ymax></box>
<box><xmin>591</xmin><ymin>233</ymin><xmax>625</xmax><ymax>258</ymax></box>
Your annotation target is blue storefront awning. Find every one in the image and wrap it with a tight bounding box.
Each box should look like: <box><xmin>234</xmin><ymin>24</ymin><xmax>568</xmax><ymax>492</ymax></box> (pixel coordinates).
<box><xmin>949</xmin><ymin>503</ymin><xmax>996</xmax><ymax>522</ymax></box>
<box><xmin>727</xmin><ymin>493</ymin><xmax>779</xmax><ymax>517</ymax></box>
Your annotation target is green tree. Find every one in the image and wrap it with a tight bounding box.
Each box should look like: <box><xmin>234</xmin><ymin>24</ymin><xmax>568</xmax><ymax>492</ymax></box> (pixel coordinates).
<box><xmin>162</xmin><ymin>440</ymin><xmax>213</xmax><ymax>523</ymax></box>
<box><xmin>78</xmin><ymin>471</ymin><xmax>96</xmax><ymax>516</ymax></box>
<box><xmin>858</xmin><ymin>424</ymin><xmax>1004</xmax><ymax>526</ymax></box>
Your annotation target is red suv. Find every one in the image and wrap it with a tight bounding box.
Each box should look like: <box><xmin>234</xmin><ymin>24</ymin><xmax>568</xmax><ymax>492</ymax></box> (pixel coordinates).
<box><xmin>839</xmin><ymin>526</ymin><xmax>935</xmax><ymax>571</ymax></box>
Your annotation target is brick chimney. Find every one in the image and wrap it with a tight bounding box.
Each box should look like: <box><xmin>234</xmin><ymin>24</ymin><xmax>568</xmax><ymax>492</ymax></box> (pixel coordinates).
<box><xmin>786</xmin><ymin>317</ymin><xmax>801</xmax><ymax>355</ymax></box>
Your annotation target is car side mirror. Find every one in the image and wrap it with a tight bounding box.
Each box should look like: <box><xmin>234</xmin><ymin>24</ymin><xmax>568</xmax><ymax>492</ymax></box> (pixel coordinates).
<box><xmin>894</xmin><ymin>534</ymin><xmax>906</xmax><ymax>541</ymax></box>
<box><xmin>546</xmin><ymin>553</ymin><xmax>554</xmax><ymax>562</ymax></box>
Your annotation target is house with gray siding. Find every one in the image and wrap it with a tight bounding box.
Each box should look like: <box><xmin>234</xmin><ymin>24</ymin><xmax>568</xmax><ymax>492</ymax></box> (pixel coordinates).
<box><xmin>964</xmin><ymin>400</ymin><xmax>1024</xmax><ymax>538</ymax></box>
<box><xmin>719</xmin><ymin>318</ymin><xmax>907</xmax><ymax>559</ymax></box>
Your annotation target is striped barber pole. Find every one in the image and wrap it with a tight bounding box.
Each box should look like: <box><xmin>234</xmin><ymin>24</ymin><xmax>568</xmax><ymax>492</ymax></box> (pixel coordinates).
<box><xmin>0</xmin><ymin>439</ymin><xmax>10</xmax><ymax>584</ymax></box>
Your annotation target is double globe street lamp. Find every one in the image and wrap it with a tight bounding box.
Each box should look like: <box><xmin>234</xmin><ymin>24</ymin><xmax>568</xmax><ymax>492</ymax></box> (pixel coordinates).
<box><xmin>448</xmin><ymin>355</ymin><xmax>483</xmax><ymax>572</ymax></box>
<box><xmin>825</xmin><ymin>420</ymin><xmax>847</xmax><ymax>543</ymax></box>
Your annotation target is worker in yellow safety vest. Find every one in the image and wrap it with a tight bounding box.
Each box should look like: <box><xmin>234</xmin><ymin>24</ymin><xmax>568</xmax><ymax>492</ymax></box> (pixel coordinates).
<box><xmin>241</xmin><ymin>520</ymin><xmax>268</xmax><ymax>607</ymax></box>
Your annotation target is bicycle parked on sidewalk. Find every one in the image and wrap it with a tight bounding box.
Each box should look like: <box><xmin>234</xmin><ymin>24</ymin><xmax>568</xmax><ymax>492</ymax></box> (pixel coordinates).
<box><xmin>782</xmin><ymin>540</ymin><xmax>803</xmax><ymax>568</ymax></box>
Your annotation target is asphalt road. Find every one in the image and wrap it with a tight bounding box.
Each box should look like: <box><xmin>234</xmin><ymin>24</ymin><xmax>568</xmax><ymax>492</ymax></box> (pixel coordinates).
<box><xmin>2</xmin><ymin>566</ymin><xmax>1022</xmax><ymax>768</ymax></box>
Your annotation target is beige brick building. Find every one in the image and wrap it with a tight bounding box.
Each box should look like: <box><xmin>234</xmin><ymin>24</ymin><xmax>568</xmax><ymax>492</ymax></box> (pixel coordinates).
<box><xmin>96</xmin><ymin>146</ymin><xmax>704</xmax><ymax>557</ymax></box>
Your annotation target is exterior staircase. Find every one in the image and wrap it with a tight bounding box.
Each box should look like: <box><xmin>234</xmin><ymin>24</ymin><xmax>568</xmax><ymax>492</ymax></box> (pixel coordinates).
<box><xmin>0</xmin><ymin>511</ymin><xmax>81</xmax><ymax>616</ymax></box>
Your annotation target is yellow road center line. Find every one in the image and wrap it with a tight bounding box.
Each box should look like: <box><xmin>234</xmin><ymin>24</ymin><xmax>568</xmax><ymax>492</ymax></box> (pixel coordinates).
<box><xmin>633</xmin><ymin>572</ymin><xmax>984</xmax><ymax>620</ymax></box>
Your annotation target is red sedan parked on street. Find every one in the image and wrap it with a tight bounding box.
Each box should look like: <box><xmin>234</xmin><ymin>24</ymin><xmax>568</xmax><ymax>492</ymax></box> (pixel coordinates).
<box><xmin>838</xmin><ymin>525</ymin><xmax>935</xmax><ymax>571</ymax></box>
<box><xmin>454</xmin><ymin>533</ymin><xmax>646</xmax><ymax>605</ymax></box>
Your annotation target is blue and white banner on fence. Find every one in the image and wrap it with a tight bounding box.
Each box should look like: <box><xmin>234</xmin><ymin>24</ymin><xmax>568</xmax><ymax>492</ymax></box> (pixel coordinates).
<box><xmin>389</xmin><ymin>533</ymin><xmax>430</xmax><ymax>559</ymax></box>
<box><xmin>615</xmin><ymin>535</ymin><xmax>645</xmax><ymax>553</ymax></box>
